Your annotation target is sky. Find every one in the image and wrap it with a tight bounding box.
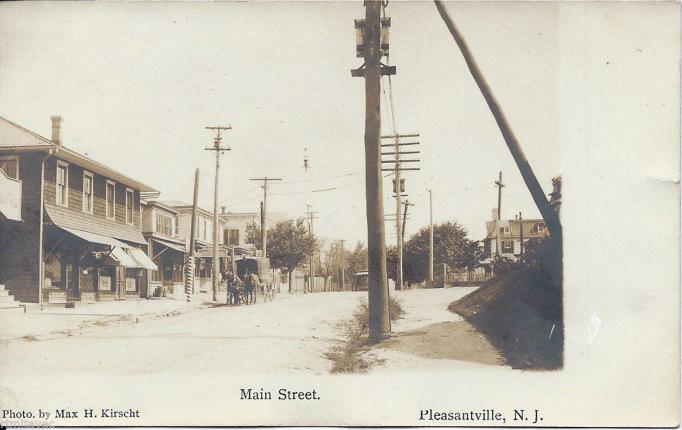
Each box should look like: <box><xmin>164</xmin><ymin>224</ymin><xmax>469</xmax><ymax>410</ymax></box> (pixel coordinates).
<box><xmin>0</xmin><ymin>1</ymin><xmax>561</xmax><ymax>245</ymax></box>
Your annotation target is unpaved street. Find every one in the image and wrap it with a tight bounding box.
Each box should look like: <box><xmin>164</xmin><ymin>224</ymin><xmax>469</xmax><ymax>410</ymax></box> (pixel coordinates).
<box><xmin>0</xmin><ymin>288</ymin><xmax>505</xmax><ymax>426</ymax></box>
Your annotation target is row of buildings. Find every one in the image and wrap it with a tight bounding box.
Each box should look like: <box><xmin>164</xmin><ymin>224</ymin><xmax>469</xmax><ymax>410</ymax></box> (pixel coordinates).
<box><xmin>0</xmin><ymin>115</ymin><xmax>279</xmax><ymax>306</ymax></box>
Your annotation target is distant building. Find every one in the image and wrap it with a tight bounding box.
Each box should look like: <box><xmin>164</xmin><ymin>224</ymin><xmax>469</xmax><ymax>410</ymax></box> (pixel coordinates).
<box><xmin>0</xmin><ymin>115</ymin><xmax>158</xmax><ymax>305</ymax></box>
<box><xmin>218</xmin><ymin>207</ymin><xmax>287</xmax><ymax>254</ymax></box>
<box><xmin>140</xmin><ymin>200</ymin><xmax>187</xmax><ymax>298</ymax></box>
<box><xmin>159</xmin><ymin>201</ymin><xmax>228</xmax><ymax>293</ymax></box>
<box><xmin>483</xmin><ymin>209</ymin><xmax>549</xmax><ymax>260</ymax></box>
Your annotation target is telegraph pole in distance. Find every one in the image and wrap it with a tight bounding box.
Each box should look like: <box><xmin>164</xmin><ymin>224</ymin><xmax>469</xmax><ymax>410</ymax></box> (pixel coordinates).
<box><xmin>494</xmin><ymin>171</ymin><xmax>505</xmax><ymax>256</ymax></box>
<box><xmin>427</xmin><ymin>189</ymin><xmax>434</xmax><ymax>282</ymax></box>
<box><xmin>205</xmin><ymin>125</ymin><xmax>231</xmax><ymax>302</ymax></box>
<box><xmin>249</xmin><ymin>177</ymin><xmax>282</xmax><ymax>258</ymax></box>
<box><xmin>339</xmin><ymin>239</ymin><xmax>346</xmax><ymax>291</ymax></box>
<box><xmin>381</xmin><ymin>133</ymin><xmax>420</xmax><ymax>291</ymax></box>
<box><xmin>401</xmin><ymin>199</ymin><xmax>414</xmax><ymax>244</ymax></box>
<box><xmin>305</xmin><ymin>204</ymin><xmax>318</xmax><ymax>294</ymax></box>
<box><xmin>518</xmin><ymin>211</ymin><xmax>524</xmax><ymax>263</ymax></box>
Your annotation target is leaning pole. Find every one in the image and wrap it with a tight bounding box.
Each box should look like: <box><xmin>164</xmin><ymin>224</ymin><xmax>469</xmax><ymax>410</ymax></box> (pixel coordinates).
<box><xmin>433</xmin><ymin>1</ymin><xmax>562</xmax><ymax>241</ymax></box>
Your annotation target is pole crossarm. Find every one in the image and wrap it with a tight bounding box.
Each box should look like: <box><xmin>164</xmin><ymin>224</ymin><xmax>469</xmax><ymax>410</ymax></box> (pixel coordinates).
<box><xmin>380</xmin><ymin>142</ymin><xmax>420</xmax><ymax>147</ymax></box>
<box><xmin>381</xmin><ymin>133</ymin><xmax>420</xmax><ymax>139</ymax></box>
<box><xmin>381</xmin><ymin>150</ymin><xmax>420</xmax><ymax>155</ymax></box>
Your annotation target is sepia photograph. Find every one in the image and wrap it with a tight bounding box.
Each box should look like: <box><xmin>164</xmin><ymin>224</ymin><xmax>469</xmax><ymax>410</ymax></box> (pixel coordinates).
<box><xmin>0</xmin><ymin>0</ymin><xmax>679</xmax><ymax>427</ymax></box>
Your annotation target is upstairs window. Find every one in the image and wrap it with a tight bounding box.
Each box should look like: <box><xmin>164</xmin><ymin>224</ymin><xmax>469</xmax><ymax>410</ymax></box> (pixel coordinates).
<box><xmin>225</xmin><ymin>229</ymin><xmax>240</xmax><ymax>246</ymax></box>
<box><xmin>106</xmin><ymin>181</ymin><xmax>116</xmax><ymax>219</ymax></box>
<box><xmin>156</xmin><ymin>213</ymin><xmax>173</xmax><ymax>236</ymax></box>
<box><xmin>502</xmin><ymin>240</ymin><xmax>514</xmax><ymax>253</ymax></box>
<box><xmin>125</xmin><ymin>188</ymin><xmax>135</xmax><ymax>224</ymax></box>
<box><xmin>0</xmin><ymin>157</ymin><xmax>19</xmax><ymax>179</ymax></box>
<box><xmin>56</xmin><ymin>162</ymin><xmax>69</xmax><ymax>207</ymax></box>
<box><xmin>82</xmin><ymin>172</ymin><xmax>94</xmax><ymax>213</ymax></box>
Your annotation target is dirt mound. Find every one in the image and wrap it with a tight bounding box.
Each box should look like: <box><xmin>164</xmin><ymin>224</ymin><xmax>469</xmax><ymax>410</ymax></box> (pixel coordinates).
<box><xmin>448</xmin><ymin>267</ymin><xmax>563</xmax><ymax>370</ymax></box>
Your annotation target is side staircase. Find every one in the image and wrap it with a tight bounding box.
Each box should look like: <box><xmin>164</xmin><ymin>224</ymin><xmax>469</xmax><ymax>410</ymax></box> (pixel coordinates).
<box><xmin>0</xmin><ymin>284</ymin><xmax>22</xmax><ymax>311</ymax></box>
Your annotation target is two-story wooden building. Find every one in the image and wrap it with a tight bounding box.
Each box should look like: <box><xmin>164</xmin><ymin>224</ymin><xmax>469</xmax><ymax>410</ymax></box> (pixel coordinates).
<box><xmin>0</xmin><ymin>116</ymin><xmax>158</xmax><ymax>305</ymax></box>
<box><xmin>140</xmin><ymin>199</ymin><xmax>187</xmax><ymax>298</ymax></box>
<box><xmin>483</xmin><ymin>208</ymin><xmax>549</xmax><ymax>260</ymax></box>
<box><xmin>160</xmin><ymin>201</ymin><xmax>228</xmax><ymax>293</ymax></box>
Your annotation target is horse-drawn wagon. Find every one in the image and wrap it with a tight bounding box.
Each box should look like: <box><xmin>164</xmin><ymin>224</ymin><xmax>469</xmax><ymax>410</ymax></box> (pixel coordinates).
<box><xmin>226</xmin><ymin>256</ymin><xmax>275</xmax><ymax>305</ymax></box>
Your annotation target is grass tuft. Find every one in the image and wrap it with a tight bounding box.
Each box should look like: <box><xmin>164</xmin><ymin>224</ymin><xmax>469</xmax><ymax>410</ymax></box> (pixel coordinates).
<box><xmin>324</xmin><ymin>296</ymin><xmax>405</xmax><ymax>374</ymax></box>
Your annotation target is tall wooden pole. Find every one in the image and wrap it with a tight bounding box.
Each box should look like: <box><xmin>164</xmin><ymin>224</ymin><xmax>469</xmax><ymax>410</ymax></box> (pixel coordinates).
<box><xmin>188</xmin><ymin>168</ymin><xmax>199</xmax><ymax>297</ymax></box>
<box><xmin>434</xmin><ymin>0</ymin><xmax>562</xmax><ymax>240</ymax></box>
<box><xmin>364</xmin><ymin>0</ymin><xmax>390</xmax><ymax>342</ymax></box>
<box><xmin>205</xmin><ymin>126</ymin><xmax>231</xmax><ymax>302</ymax></box>
<box><xmin>250</xmin><ymin>177</ymin><xmax>282</xmax><ymax>258</ymax></box>
<box><xmin>494</xmin><ymin>171</ymin><xmax>505</xmax><ymax>256</ymax></box>
<box><xmin>427</xmin><ymin>189</ymin><xmax>434</xmax><ymax>282</ymax></box>
<box><xmin>212</xmin><ymin>145</ymin><xmax>220</xmax><ymax>301</ymax></box>
<box><xmin>518</xmin><ymin>211</ymin><xmax>524</xmax><ymax>263</ymax></box>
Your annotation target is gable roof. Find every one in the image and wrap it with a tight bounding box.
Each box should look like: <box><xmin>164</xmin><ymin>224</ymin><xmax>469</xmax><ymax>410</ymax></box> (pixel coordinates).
<box><xmin>0</xmin><ymin>115</ymin><xmax>158</xmax><ymax>193</ymax></box>
<box><xmin>0</xmin><ymin>116</ymin><xmax>53</xmax><ymax>149</ymax></box>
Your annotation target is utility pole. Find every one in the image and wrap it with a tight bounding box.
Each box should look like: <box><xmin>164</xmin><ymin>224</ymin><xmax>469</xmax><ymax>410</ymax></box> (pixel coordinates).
<box><xmin>518</xmin><ymin>212</ymin><xmax>524</xmax><ymax>263</ymax></box>
<box><xmin>305</xmin><ymin>204</ymin><xmax>318</xmax><ymax>294</ymax></box>
<box><xmin>184</xmin><ymin>168</ymin><xmax>200</xmax><ymax>300</ymax></box>
<box><xmin>495</xmin><ymin>171</ymin><xmax>505</xmax><ymax>221</ymax></box>
<box><xmin>494</xmin><ymin>171</ymin><xmax>505</xmax><ymax>256</ymax></box>
<box><xmin>434</xmin><ymin>1</ymin><xmax>562</xmax><ymax>241</ymax></box>
<box><xmin>339</xmin><ymin>239</ymin><xmax>346</xmax><ymax>291</ymax></box>
<box><xmin>401</xmin><ymin>199</ymin><xmax>414</xmax><ymax>243</ymax></box>
<box><xmin>352</xmin><ymin>0</ymin><xmax>393</xmax><ymax>342</ymax></box>
<box><xmin>427</xmin><ymin>188</ymin><xmax>434</xmax><ymax>282</ymax></box>
<box><xmin>205</xmin><ymin>125</ymin><xmax>231</xmax><ymax>302</ymax></box>
<box><xmin>381</xmin><ymin>133</ymin><xmax>419</xmax><ymax>291</ymax></box>
<box><xmin>249</xmin><ymin>177</ymin><xmax>282</xmax><ymax>257</ymax></box>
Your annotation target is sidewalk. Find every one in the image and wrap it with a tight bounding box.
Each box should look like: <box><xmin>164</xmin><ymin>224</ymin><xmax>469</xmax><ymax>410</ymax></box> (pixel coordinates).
<box><xmin>0</xmin><ymin>293</ymin><xmax>213</xmax><ymax>342</ymax></box>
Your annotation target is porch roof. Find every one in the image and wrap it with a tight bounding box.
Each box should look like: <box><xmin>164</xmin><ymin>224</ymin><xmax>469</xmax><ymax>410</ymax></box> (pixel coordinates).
<box><xmin>45</xmin><ymin>205</ymin><xmax>147</xmax><ymax>245</ymax></box>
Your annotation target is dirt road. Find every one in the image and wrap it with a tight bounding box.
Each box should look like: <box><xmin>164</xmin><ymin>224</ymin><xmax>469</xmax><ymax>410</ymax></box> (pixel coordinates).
<box><xmin>0</xmin><ymin>288</ymin><xmax>505</xmax><ymax>426</ymax></box>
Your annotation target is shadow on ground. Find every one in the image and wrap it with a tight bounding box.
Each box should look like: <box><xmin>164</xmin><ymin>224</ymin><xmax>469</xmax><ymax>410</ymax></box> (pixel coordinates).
<box><xmin>381</xmin><ymin>320</ymin><xmax>504</xmax><ymax>366</ymax></box>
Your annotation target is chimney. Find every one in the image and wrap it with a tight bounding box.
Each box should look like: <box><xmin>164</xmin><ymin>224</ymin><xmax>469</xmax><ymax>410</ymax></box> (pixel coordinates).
<box><xmin>221</xmin><ymin>206</ymin><xmax>226</xmax><ymax>214</ymax></box>
<box><xmin>50</xmin><ymin>116</ymin><xmax>63</xmax><ymax>146</ymax></box>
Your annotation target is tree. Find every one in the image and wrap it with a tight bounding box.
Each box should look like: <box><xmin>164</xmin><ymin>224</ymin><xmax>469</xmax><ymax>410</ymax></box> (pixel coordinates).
<box><xmin>317</xmin><ymin>239</ymin><xmax>346</xmax><ymax>291</ymax></box>
<box><xmin>402</xmin><ymin>221</ymin><xmax>478</xmax><ymax>283</ymax></box>
<box><xmin>245</xmin><ymin>221</ymin><xmax>262</xmax><ymax>250</ymax></box>
<box><xmin>346</xmin><ymin>241</ymin><xmax>368</xmax><ymax>289</ymax></box>
<box><xmin>266</xmin><ymin>218</ymin><xmax>317</xmax><ymax>292</ymax></box>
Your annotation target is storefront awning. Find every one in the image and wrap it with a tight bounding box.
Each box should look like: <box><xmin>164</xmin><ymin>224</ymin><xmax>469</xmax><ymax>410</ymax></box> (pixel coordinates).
<box><xmin>110</xmin><ymin>246</ymin><xmax>139</xmax><ymax>267</ymax></box>
<box><xmin>61</xmin><ymin>226</ymin><xmax>131</xmax><ymax>249</ymax></box>
<box><xmin>152</xmin><ymin>237</ymin><xmax>186</xmax><ymax>254</ymax></box>
<box><xmin>128</xmin><ymin>247</ymin><xmax>158</xmax><ymax>271</ymax></box>
<box><xmin>109</xmin><ymin>247</ymin><xmax>158</xmax><ymax>270</ymax></box>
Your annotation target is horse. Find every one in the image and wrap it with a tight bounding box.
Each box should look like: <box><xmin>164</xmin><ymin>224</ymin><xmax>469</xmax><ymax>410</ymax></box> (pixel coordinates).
<box><xmin>243</xmin><ymin>272</ymin><xmax>260</xmax><ymax>305</ymax></box>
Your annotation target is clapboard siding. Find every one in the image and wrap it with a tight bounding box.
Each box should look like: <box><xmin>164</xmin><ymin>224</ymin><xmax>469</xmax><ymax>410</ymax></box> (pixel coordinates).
<box><xmin>44</xmin><ymin>156</ymin><xmax>141</xmax><ymax>228</ymax></box>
